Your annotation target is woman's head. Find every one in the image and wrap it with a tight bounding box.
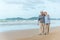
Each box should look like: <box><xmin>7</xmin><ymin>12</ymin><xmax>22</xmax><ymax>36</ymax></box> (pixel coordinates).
<box><xmin>44</xmin><ymin>11</ymin><xmax>47</xmax><ymax>16</ymax></box>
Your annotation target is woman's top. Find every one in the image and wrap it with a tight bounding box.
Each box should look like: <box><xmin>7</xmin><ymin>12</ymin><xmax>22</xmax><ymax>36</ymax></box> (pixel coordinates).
<box><xmin>45</xmin><ymin>15</ymin><xmax>50</xmax><ymax>24</ymax></box>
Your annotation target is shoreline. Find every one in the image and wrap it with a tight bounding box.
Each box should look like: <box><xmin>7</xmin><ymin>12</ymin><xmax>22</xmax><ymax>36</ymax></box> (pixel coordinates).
<box><xmin>0</xmin><ymin>26</ymin><xmax>58</xmax><ymax>32</ymax></box>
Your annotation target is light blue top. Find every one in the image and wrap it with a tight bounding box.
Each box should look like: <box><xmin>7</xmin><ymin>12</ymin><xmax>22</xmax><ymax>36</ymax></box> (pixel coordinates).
<box><xmin>45</xmin><ymin>15</ymin><xmax>50</xmax><ymax>24</ymax></box>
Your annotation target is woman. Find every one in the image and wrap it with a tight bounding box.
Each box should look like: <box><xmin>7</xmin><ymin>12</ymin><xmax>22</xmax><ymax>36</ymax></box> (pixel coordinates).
<box><xmin>44</xmin><ymin>11</ymin><xmax>50</xmax><ymax>35</ymax></box>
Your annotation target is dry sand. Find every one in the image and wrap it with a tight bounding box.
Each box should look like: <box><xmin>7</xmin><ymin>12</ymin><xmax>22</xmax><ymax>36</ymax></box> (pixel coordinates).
<box><xmin>0</xmin><ymin>27</ymin><xmax>60</xmax><ymax>40</ymax></box>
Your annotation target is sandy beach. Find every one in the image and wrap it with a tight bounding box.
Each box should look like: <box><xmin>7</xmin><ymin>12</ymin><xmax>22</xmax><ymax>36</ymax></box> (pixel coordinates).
<box><xmin>0</xmin><ymin>27</ymin><xmax>60</xmax><ymax>40</ymax></box>
<box><xmin>18</xmin><ymin>27</ymin><xmax>60</xmax><ymax>40</ymax></box>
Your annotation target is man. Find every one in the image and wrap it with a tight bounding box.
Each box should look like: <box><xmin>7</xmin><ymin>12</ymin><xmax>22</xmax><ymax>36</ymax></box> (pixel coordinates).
<box><xmin>38</xmin><ymin>11</ymin><xmax>45</xmax><ymax>35</ymax></box>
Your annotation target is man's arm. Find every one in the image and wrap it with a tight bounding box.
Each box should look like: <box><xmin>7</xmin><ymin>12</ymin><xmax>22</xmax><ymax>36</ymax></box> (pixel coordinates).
<box><xmin>38</xmin><ymin>15</ymin><xmax>42</xmax><ymax>25</ymax></box>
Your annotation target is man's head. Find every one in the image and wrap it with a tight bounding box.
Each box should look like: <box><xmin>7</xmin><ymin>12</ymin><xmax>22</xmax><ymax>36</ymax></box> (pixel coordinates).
<box><xmin>40</xmin><ymin>11</ymin><xmax>44</xmax><ymax>15</ymax></box>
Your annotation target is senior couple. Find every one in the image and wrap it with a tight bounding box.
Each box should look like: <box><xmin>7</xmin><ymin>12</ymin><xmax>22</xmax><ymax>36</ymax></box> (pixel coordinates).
<box><xmin>38</xmin><ymin>11</ymin><xmax>50</xmax><ymax>35</ymax></box>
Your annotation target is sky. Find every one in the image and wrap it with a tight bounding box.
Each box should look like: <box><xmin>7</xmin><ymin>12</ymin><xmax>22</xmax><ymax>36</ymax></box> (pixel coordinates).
<box><xmin>0</xmin><ymin>0</ymin><xmax>60</xmax><ymax>19</ymax></box>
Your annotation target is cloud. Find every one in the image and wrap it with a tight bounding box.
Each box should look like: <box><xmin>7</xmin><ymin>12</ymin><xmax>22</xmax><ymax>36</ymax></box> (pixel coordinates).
<box><xmin>48</xmin><ymin>0</ymin><xmax>60</xmax><ymax>3</ymax></box>
<box><xmin>44</xmin><ymin>1</ymin><xmax>60</xmax><ymax>18</ymax></box>
<box><xmin>0</xmin><ymin>0</ymin><xmax>60</xmax><ymax>19</ymax></box>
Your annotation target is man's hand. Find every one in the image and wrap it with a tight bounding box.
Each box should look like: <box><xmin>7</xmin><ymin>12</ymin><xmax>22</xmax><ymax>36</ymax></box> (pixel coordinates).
<box><xmin>37</xmin><ymin>21</ymin><xmax>40</xmax><ymax>25</ymax></box>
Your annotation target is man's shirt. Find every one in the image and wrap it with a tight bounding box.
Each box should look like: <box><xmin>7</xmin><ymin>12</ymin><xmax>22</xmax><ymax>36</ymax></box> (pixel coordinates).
<box><xmin>38</xmin><ymin>15</ymin><xmax>45</xmax><ymax>23</ymax></box>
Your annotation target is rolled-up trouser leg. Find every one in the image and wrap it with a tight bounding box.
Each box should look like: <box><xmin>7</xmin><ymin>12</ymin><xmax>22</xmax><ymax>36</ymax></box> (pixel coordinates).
<box><xmin>39</xmin><ymin>23</ymin><xmax>44</xmax><ymax>34</ymax></box>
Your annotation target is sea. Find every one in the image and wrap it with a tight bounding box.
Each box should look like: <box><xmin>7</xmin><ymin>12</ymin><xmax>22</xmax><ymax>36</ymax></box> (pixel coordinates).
<box><xmin>0</xmin><ymin>20</ymin><xmax>60</xmax><ymax>32</ymax></box>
